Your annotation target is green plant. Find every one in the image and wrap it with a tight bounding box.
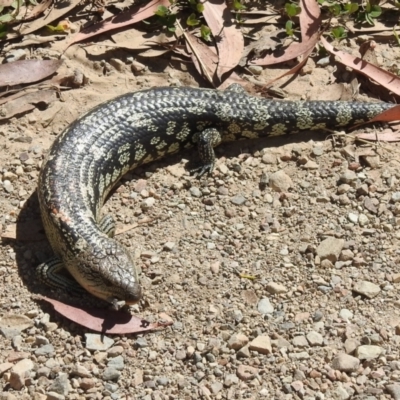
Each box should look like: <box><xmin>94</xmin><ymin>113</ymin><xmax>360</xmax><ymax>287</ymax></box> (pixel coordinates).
<box><xmin>154</xmin><ymin>5</ymin><xmax>177</xmax><ymax>32</ymax></box>
<box><xmin>357</xmin><ymin>1</ymin><xmax>381</xmax><ymax>25</ymax></box>
<box><xmin>330</xmin><ymin>25</ymin><xmax>347</xmax><ymax>40</ymax></box>
<box><xmin>285</xmin><ymin>2</ymin><xmax>301</xmax><ymax>18</ymax></box>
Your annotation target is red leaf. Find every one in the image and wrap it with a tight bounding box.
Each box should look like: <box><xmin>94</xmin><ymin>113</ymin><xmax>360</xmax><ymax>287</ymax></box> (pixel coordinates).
<box><xmin>36</xmin><ymin>295</ymin><xmax>173</xmax><ymax>334</ymax></box>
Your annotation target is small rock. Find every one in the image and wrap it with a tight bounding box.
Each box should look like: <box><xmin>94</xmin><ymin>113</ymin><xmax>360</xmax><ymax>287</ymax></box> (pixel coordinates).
<box><xmin>358</xmin><ymin>213</ymin><xmax>369</xmax><ymax>226</ymax></box>
<box><xmin>189</xmin><ymin>187</ymin><xmax>202</xmax><ymax>197</ymax></box>
<box><xmin>340</xmin><ymin>170</ymin><xmax>357</xmax><ymax>184</ymax></box>
<box><xmin>103</xmin><ymin>367</ymin><xmax>121</xmax><ymax>381</ymax></box>
<box><xmin>266</xmin><ymin>282</ymin><xmax>287</xmax><ymax>294</ymax></box>
<box><xmin>339</xmin><ymin>309</ymin><xmax>353</xmax><ymax>321</ymax></box>
<box><xmin>48</xmin><ymin>373</ymin><xmax>71</xmax><ymax>395</ymax></box>
<box><xmin>210</xmin><ymin>381</ymin><xmax>223</xmax><ymax>394</ymax></box>
<box><xmin>392</xmin><ymin>192</ymin><xmax>400</xmax><ymax>203</ymax></box>
<box><xmin>344</xmin><ymin>339</ymin><xmax>359</xmax><ymax>354</ymax></box>
<box><xmin>257</xmin><ymin>298</ymin><xmax>274</xmax><ymax>314</ymax></box>
<box><xmin>269</xmin><ymin>170</ymin><xmax>292</xmax><ymax>192</ymax></box>
<box><xmin>306</xmin><ymin>331</ymin><xmax>323</xmax><ymax>346</ymax></box>
<box><xmin>71</xmin><ymin>364</ymin><xmax>91</xmax><ymax>378</ymax></box>
<box><xmin>228</xmin><ymin>334</ymin><xmax>249</xmax><ymax>350</ymax></box>
<box><xmin>331</xmin><ymin>353</ymin><xmax>360</xmax><ymax>372</ymax></box>
<box><xmin>355</xmin><ymin>345</ymin><xmax>383</xmax><ymax>360</ymax></box>
<box><xmin>292</xmin><ymin>336</ymin><xmax>309</xmax><ymax>348</ymax></box>
<box><xmin>85</xmin><ymin>334</ymin><xmax>114</xmax><ymax>351</ymax></box>
<box><xmin>107</xmin><ymin>356</ymin><xmax>124</xmax><ymax>371</ymax></box>
<box><xmin>230</xmin><ymin>194</ymin><xmax>246</xmax><ymax>206</ymax></box>
<box><xmin>261</xmin><ymin>153</ymin><xmax>277</xmax><ymax>164</ymax></box>
<box><xmin>353</xmin><ymin>281</ymin><xmax>380</xmax><ymax>298</ymax></box>
<box><xmin>8</xmin><ymin>359</ymin><xmax>34</xmax><ymax>390</ymax></box>
<box><xmin>35</xmin><ymin>344</ymin><xmax>55</xmax><ymax>356</ymax></box>
<box><xmin>386</xmin><ymin>384</ymin><xmax>400</xmax><ymax>400</ymax></box>
<box><xmin>107</xmin><ymin>346</ymin><xmax>124</xmax><ymax>358</ymax></box>
<box><xmin>46</xmin><ymin>392</ymin><xmax>65</xmax><ymax>400</ymax></box>
<box><xmin>163</xmin><ymin>242</ymin><xmax>176</xmax><ymax>251</ymax></box>
<box><xmin>224</xmin><ymin>373</ymin><xmax>239</xmax><ymax>387</ymax></box>
<box><xmin>236</xmin><ymin>365</ymin><xmax>258</xmax><ymax>381</ymax></box>
<box><xmin>80</xmin><ymin>378</ymin><xmax>96</xmax><ymax>391</ymax></box>
<box><xmin>316</xmin><ymin>237</ymin><xmax>345</xmax><ymax>262</ymax></box>
<box><xmin>249</xmin><ymin>336</ymin><xmax>272</xmax><ymax>355</ymax></box>
<box><xmin>348</xmin><ymin>212</ymin><xmax>358</xmax><ymax>224</ymax></box>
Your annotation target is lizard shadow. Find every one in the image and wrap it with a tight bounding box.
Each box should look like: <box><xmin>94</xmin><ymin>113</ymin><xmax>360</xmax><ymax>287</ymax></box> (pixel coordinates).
<box><xmin>9</xmin><ymin>129</ymin><xmax>331</xmax><ymax>333</ymax></box>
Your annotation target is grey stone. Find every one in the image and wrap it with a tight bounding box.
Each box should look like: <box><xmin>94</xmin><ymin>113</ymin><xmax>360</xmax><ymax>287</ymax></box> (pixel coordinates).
<box><xmin>224</xmin><ymin>373</ymin><xmax>239</xmax><ymax>387</ymax></box>
<box><xmin>230</xmin><ymin>194</ymin><xmax>246</xmax><ymax>206</ymax></box>
<box><xmin>339</xmin><ymin>309</ymin><xmax>353</xmax><ymax>321</ymax></box>
<box><xmin>355</xmin><ymin>345</ymin><xmax>383</xmax><ymax>360</ymax></box>
<box><xmin>48</xmin><ymin>373</ymin><xmax>71</xmax><ymax>395</ymax></box>
<box><xmin>103</xmin><ymin>367</ymin><xmax>121</xmax><ymax>381</ymax></box>
<box><xmin>353</xmin><ymin>281</ymin><xmax>380</xmax><ymax>299</ymax></box>
<box><xmin>35</xmin><ymin>344</ymin><xmax>55</xmax><ymax>356</ymax></box>
<box><xmin>85</xmin><ymin>334</ymin><xmax>114</xmax><ymax>351</ymax></box>
<box><xmin>306</xmin><ymin>331</ymin><xmax>323</xmax><ymax>346</ymax></box>
<box><xmin>257</xmin><ymin>298</ymin><xmax>274</xmax><ymax>314</ymax></box>
<box><xmin>210</xmin><ymin>381</ymin><xmax>223</xmax><ymax>394</ymax></box>
<box><xmin>107</xmin><ymin>356</ymin><xmax>124</xmax><ymax>371</ymax></box>
<box><xmin>292</xmin><ymin>336</ymin><xmax>309</xmax><ymax>348</ymax></box>
<box><xmin>331</xmin><ymin>353</ymin><xmax>360</xmax><ymax>372</ymax></box>
<box><xmin>340</xmin><ymin>170</ymin><xmax>357</xmax><ymax>184</ymax></box>
<box><xmin>156</xmin><ymin>376</ymin><xmax>169</xmax><ymax>386</ymax></box>
<box><xmin>189</xmin><ymin>187</ymin><xmax>202</xmax><ymax>197</ymax></box>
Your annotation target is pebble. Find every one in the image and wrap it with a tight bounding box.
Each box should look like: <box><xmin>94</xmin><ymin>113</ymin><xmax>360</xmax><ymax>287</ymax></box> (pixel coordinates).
<box><xmin>189</xmin><ymin>187</ymin><xmax>202</xmax><ymax>197</ymax></box>
<box><xmin>340</xmin><ymin>170</ymin><xmax>357</xmax><ymax>184</ymax></box>
<box><xmin>230</xmin><ymin>194</ymin><xmax>246</xmax><ymax>205</ymax></box>
<box><xmin>228</xmin><ymin>333</ymin><xmax>249</xmax><ymax>350</ymax></box>
<box><xmin>136</xmin><ymin>337</ymin><xmax>148</xmax><ymax>348</ymax></box>
<box><xmin>316</xmin><ymin>237</ymin><xmax>344</xmax><ymax>262</ymax></box>
<box><xmin>292</xmin><ymin>335</ymin><xmax>309</xmax><ymax>348</ymax></box>
<box><xmin>8</xmin><ymin>359</ymin><xmax>34</xmax><ymax>390</ymax></box>
<box><xmin>48</xmin><ymin>373</ymin><xmax>71</xmax><ymax>395</ymax></box>
<box><xmin>339</xmin><ymin>309</ymin><xmax>353</xmax><ymax>321</ymax></box>
<box><xmin>331</xmin><ymin>353</ymin><xmax>360</xmax><ymax>372</ymax></box>
<box><xmin>249</xmin><ymin>336</ymin><xmax>272</xmax><ymax>354</ymax></box>
<box><xmin>306</xmin><ymin>331</ymin><xmax>323</xmax><ymax>346</ymax></box>
<box><xmin>266</xmin><ymin>282</ymin><xmax>287</xmax><ymax>294</ymax></box>
<box><xmin>85</xmin><ymin>334</ymin><xmax>114</xmax><ymax>351</ymax></box>
<box><xmin>35</xmin><ymin>344</ymin><xmax>55</xmax><ymax>356</ymax></box>
<box><xmin>386</xmin><ymin>384</ymin><xmax>400</xmax><ymax>400</ymax></box>
<box><xmin>269</xmin><ymin>170</ymin><xmax>292</xmax><ymax>192</ymax></box>
<box><xmin>107</xmin><ymin>346</ymin><xmax>124</xmax><ymax>357</ymax></box>
<box><xmin>348</xmin><ymin>212</ymin><xmax>358</xmax><ymax>224</ymax></box>
<box><xmin>103</xmin><ymin>367</ymin><xmax>121</xmax><ymax>381</ymax></box>
<box><xmin>163</xmin><ymin>241</ymin><xmax>176</xmax><ymax>251</ymax></box>
<box><xmin>355</xmin><ymin>345</ymin><xmax>383</xmax><ymax>360</ymax></box>
<box><xmin>391</xmin><ymin>192</ymin><xmax>400</xmax><ymax>203</ymax></box>
<box><xmin>210</xmin><ymin>381</ymin><xmax>223</xmax><ymax>394</ymax></box>
<box><xmin>236</xmin><ymin>364</ymin><xmax>258</xmax><ymax>381</ymax></box>
<box><xmin>224</xmin><ymin>373</ymin><xmax>239</xmax><ymax>387</ymax></box>
<box><xmin>107</xmin><ymin>356</ymin><xmax>125</xmax><ymax>370</ymax></box>
<box><xmin>353</xmin><ymin>281</ymin><xmax>381</xmax><ymax>299</ymax></box>
<box><xmin>71</xmin><ymin>364</ymin><xmax>91</xmax><ymax>378</ymax></box>
<box><xmin>257</xmin><ymin>298</ymin><xmax>274</xmax><ymax>314</ymax></box>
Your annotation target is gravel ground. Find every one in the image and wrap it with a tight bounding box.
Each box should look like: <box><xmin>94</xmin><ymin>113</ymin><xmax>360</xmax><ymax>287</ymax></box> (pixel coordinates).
<box><xmin>2</xmin><ymin>31</ymin><xmax>400</xmax><ymax>400</ymax></box>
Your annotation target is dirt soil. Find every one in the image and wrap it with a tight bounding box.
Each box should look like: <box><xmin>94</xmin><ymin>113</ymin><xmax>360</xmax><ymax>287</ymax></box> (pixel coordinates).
<box><xmin>2</xmin><ymin>9</ymin><xmax>400</xmax><ymax>400</ymax></box>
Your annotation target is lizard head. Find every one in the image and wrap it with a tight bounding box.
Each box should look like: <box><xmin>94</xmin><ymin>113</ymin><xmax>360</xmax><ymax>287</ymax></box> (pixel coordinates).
<box><xmin>75</xmin><ymin>238</ymin><xmax>142</xmax><ymax>307</ymax></box>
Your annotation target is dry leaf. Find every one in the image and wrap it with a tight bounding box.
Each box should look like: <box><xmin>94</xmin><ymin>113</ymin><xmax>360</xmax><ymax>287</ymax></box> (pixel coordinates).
<box><xmin>240</xmin><ymin>29</ymin><xmax>285</xmax><ymax>66</ymax></box>
<box><xmin>36</xmin><ymin>295</ymin><xmax>173</xmax><ymax>334</ymax></box>
<box><xmin>0</xmin><ymin>90</ymin><xmax>57</xmax><ymax>122</ymax></box>
<box><xmin>67</xmin><ymin>0</ymin><xmax>170</xmax><ymax>47</ymax></box>
<box><xmin>0</xmin><ymin>59</ymin><xmax>62</xmax><ymax>87</ymax></box>
<box><xmin>6</xmin><ymin>0</ymin><xmax>80</xmax><ymax>39</ymax></box>
<box><xmin>202</xmin><ymin>1</ymin><xmax>244</xmax><ymax>80</ymax></box>
<box><xmin>321</xmin><ymin>36</ymin><xmax>400</xmax><ymax>97</ymax></box>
